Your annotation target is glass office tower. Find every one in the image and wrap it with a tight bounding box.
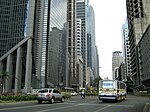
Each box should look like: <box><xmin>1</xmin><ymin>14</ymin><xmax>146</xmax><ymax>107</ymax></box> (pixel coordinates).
<box><xmin>76</xmin><ymin>0</ymin><xmax>88</xmax><ymax>87</ymax></box>
<box><xmin>0</xmin><ymin>0</ymin><xmax>68</xmax><ymax>90</ymax></box>
<box><xmin>33</xmin><ymin>0</ymin><xmax>68</xmax><ymax>88</ymax></box>
<box><xmin>47</xmin><ymin>0</ymin><xmax>68</xmax><ymax>87</ymax></box>
<box><xmin>0</xmin><ymin>0</ymin><xmax>29</xmax><ymax>57</ymax></box>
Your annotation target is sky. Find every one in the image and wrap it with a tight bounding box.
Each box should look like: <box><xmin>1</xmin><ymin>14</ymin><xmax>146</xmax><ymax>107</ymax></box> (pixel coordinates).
<box><xmin>89</xmin><ymin>0</ymin><xmax>127</xmax><ymax>79</ymax></box>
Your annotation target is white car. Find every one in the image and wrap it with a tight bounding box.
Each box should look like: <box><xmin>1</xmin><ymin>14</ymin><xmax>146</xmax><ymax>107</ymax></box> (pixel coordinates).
<box><xmin>70</xmin><ymin>91</ymin><xmax>78</xmax><ymax>96</ymax></box>
<box><xmin>36</xmin><ymin>88</ymin><xmax>65</xmax><ymax>104</ymax></box>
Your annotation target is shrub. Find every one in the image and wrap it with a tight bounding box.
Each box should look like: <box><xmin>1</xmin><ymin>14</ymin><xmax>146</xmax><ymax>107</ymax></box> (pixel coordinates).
<box><xmin>61</xmin><ymin>92</ymin><xmax>71</xmax><ymax>99</ymax></box>
<box><xmin>0</xmin><ymin>95</ymin><xmax>36</xmax><ymax>102</ymax></box>
<box><xmin>86</xmin><ymin>93</ymin><xmax>98</xmax><ymax>96</ymax></box>
<box><xmin>138</xmin><ymin>90</ymin><xmax>150</xmax><ymax>96</ymax></box>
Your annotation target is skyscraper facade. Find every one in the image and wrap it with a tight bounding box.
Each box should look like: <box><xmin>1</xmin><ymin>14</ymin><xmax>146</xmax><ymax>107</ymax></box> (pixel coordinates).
<box><xmin>0</xmin><ymin>0</ymin><xmax>35</xmax><ymax>57</ymax></box>
<box><xmin>137</xmin><ymin>25</ymin><xmax>150</xmax><ymax>88</ymax></box>
<box><xmin>76</xmin><ymin>0</ymin><xmax>88</xmax><ymax>87</ymax></box>
<box><xmin>47</xmin><ymin>0</ymin><xmax>68</xmax><ymax>88</ymax></box>
<box><xmin>77</xmin><ymin>19</ymin><xmax>82</xmax><ymax>56</ymax></box>
<box><xmin>34</xmin><ymin>0</ymin><xmax>51</xmax><ymax>88</ymax></box>
<box><xmin>112</xmin><ymin>51</ymin><xmax>123</xmax><ymax>80</ymax></box>
<box><xmin>33</xmin><ymin>0</ymin><xmax>68</xmax><ymax>88</ymax></box>
<box><xmin>86</xmin><ymin>5</ymin><xmax>99</xmax><ymax>84</ymax></box>
<box><xmin>0</xmin><ymin>0</ymin><xmax>36</xmax><ymax>93</ymax></box>
<box><xmin>0</xmin><ymin>0</ymin><xmax>99</xmax><ymax>93</ymax></box>
<box><xmin>126</xmin><ymin>0</ymin><xmax>150</xmax><ymax>85</ymax></box>
<box><xmin>67</xmin><ymin>0</ymin><xmax>78</xmax><ymax>88</ymax></box>
<box><xmin>122</xmin><ymin>22</ymin><xmax>131</xmax><ymax>81</ymax></box>
<box><xmin>0</xmin><ymin>0</ymin><xmax>69</xmax><ymax>93</ymax></box>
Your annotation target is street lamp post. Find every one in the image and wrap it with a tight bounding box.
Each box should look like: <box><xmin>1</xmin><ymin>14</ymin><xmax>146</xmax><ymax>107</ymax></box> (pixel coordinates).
<box><xmin>0</xmin><ymin>84</ymin><xmax>2</xmax><ymax>94</ymax></box>
<box><xmin>99</xmin><ymin>67</ymin><xmax>101</xmax><ymax>78</ymax></box>
<box><xmin>0</xmin><ymin>83</ymin><xmax>4</xmax><ymax>94</ymax></box>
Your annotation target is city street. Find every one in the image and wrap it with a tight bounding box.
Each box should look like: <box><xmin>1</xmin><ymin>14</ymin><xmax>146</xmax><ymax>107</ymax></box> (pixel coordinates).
<box><xmin>0</xmin><ymin>95</ymin><xmax>149</xmax><ymax>112</ymax></box>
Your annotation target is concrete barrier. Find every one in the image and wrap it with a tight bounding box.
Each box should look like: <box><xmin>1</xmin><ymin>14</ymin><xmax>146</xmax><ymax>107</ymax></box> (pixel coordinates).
<box><xmin>143</xmin><ymin>103</ymin><xmax>150</xmax><ymax>112</ymax></box>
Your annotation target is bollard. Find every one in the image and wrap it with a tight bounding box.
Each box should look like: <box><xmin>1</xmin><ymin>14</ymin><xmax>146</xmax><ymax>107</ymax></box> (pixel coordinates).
<box><xmin>143</xmin><ymin>103</ymin><xmax>149</xmax><ymax>112</ymax></box>
<box><xmin>149</xmin><ymin>103</ymin><xmax>150</xmax><ymax>112</ymax></box>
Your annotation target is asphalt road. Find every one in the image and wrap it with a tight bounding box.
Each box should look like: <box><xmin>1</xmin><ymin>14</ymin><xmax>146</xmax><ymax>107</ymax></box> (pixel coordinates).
<box><xmin>0</xmin><ymin>95</ymin><xmax>149</xmax><ymax>112</ymax></box>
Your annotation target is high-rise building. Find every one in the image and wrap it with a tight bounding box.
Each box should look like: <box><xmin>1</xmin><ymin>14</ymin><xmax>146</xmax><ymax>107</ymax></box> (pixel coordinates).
<box><xmin>126</xmin><ymin>0</ymin><xmax>150</xmax><ymax>85</ymax></box>
<box><xmin>112</xmin><ymin>51</ymin><xmax>123</xmax><ymax>80</ymax></box>
<box><xmin>33</xmin><ymin>0</ymin><xmax>68</xmax><ymax>88</ymax></box>
<box><xmin>122</xmin><ymin>22</ymin><xmax>131</xmax><ymax>81</ymax></box>
<box><xmin>77</xmin><ymin>19</ymin><xmax>82</xmax><ymax>56</ymax></box>
<box><xmin>76</xmin><ymin>0</ymin><xmax>88</xmax><ymax>87</ymax></box>
<box><xmin>0</xmin><ymin>0</ymin><xmax>69</xmax><ymax>93</ymax></box>
<box><xmin>137</xmin><ymin>25</ymin><xmax>150</xmax><ymax>88</ymax></box>
<box><xmin>118</xmin><ymin>62</ymin><xmax>126</xmax><ymax>81</ymax></box>
<box><xmin>47</xmin><ymin>0</ymin><xmax>68</xmax><ymax>88</ymax></box>
<box><xmin>0</xmin><ymin>0</ymin><xmax>36</xmax><ymax>93</ymax></box>
<box><xmin>76</xmin><ymin>19</ymin><xmax>84</xmax><ymax>89</ymax></box>
<box><xmin>0</xmin><ymin>0</ymin><xmax>35</xmax><ymax>57</ymax></box>
<box><xmin>0</xmin><ymin>0</ymin><xmax>98</xmax><ymax>93</ymax></box>
<box><xmin>86</xmin><ymin>5</ymin><xmax>99</xmax><ymax>85</ymax></box>
<box><xmin>67</xmin><ymin>0</ymin><xmax>78</xmax><ymax>88</ymax></box>
<box><xmin>34</xmin><ymin>0</ymin><xmax>51</xmax><ymax>88</ymax></box>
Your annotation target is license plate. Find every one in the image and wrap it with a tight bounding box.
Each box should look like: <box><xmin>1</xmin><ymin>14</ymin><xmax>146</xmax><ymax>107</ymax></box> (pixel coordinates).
<box><xmin>40</xmin><ymin>94</ymin><xmax>44</xmax><ymax>96</ymax></box>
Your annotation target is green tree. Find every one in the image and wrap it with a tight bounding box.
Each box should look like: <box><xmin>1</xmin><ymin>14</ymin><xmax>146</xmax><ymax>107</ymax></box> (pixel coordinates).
<box><xmin>0</xmin><ymin>71</ymin><xmax>9</xmax><ymax>93</ymax></box>
<box><xmin>125</xmin><ymin>76</ymin><xmax>134</xmax><ymax>93</ymax></box>
<box><xmin>93</xmin><ymin>76</ymin><xmax>102</xmax><ymax>90</ymax></box>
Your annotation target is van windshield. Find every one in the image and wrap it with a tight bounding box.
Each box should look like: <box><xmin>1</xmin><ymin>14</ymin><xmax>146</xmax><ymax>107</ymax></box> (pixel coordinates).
<box><xmin>102</xmin><ymin>81</ymin><xmax>114</xmax><ymax>89</ymax></box>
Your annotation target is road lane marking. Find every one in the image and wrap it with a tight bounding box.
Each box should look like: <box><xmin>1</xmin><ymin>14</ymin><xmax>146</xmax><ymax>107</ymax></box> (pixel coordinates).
<box><xmin>111</xmin><ymin>104</ymin><xmax>133</xmax><ymax>107</ymax></box>
<box><xmin>0</xmin><ymin>101</ymin><xmax>134</xmax><ymax>112</ymax></box>
<box><xmin>93</xmin><ymin>104</ymin><xmax>134</xmax><ymax>112</ymax></box>
<box><xmin>35</xmin><ymin>104</ymin><xmax>80</xmax><ymax>112</ymax></box>
<box><xmin>0</xmin><ymin>103</ymin><xmax>66</xmax><ymax>111</ymax></box>
<box><xmin>93</xmin><ymin>104</ymin><xmax>114</xmax><ymax>112</ymax></box>
<box><xmin>0</xmin><ymin>102</ymin><xmax>86</xmax><ymax>111</ymax></box>
<box><xmin>35</xmin><ymin>103</ymin><xmax>134</xmax><ymax>112</ymax></box>
<box><xmin>65</xmin><ymin>102</ymin><xmax>134</xmax><ymax>107</ymax></box>
<box><xmin>77</xmin><ymin>103</ymin><xmax>134</xmax><ymax>107</ymax></box>
<box><xmin>35</xmin><ymin>103</ymin><xmax>104</xmax><ymax>112</ymax></box>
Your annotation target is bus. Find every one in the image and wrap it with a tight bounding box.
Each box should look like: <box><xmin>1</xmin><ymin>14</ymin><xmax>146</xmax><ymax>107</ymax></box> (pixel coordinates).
<box><xmin>98</xmin><ymin>80</ymin><xmax>126</xmax><ymax>102</ymax></box>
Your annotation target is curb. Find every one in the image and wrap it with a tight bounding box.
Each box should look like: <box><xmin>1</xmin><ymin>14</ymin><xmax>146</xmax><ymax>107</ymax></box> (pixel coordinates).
<box><xmin>143</xmin><ymin>103</ymin><xmax>150</xmax><ymax>112</ymax></box>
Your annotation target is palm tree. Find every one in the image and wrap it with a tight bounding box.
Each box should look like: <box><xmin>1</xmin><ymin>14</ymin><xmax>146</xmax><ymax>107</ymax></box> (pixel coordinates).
<box><xmin>0</xmin><ymin>71</ymin><xmax>9</xmax><ymax>93</ymax></box>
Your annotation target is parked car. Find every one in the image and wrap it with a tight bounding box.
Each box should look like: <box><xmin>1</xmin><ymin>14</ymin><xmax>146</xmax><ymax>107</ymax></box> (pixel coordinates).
<box><xmin>70</xmin><ymin>91</ymin><xmax>78</xmax><ymax>96</ymax></box>
<box><xmin>36</xmin><ymin>88</ymin><xmax>65</xmax><ymax>104</ymax></box>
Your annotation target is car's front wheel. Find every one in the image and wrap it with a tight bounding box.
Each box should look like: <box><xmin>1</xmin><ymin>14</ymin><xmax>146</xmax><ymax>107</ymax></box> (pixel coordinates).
<box><xmin>50</xmin><ymin>97</ymin><xmax>55</xmax><ymax>104</ymax></box>
<box><xmin>61</xmin><ymin>97</ymin><xmax>65</xmax><ymax>103</ymax></box>
<box><xmin>38</xmin><ymin>100</ymin><xmax>42</xmax><ymax>104</ymax></box>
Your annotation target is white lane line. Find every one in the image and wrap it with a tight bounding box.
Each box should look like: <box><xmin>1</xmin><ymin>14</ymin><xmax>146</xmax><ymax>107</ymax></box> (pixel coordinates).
<box><xmin>111</xmin><ymin>104</ymin><xmax>133</xmax><ymax>107</ymax></box>
<box><xmin>66</xmin><ymin>102</ymin><xmax>134</xmax><ymax>107</ymax></box>
<box><xmin>35</xmin><ymin>103</ymin><xmax>134</xmax><ymax>112</ymax></box>
<box><xmin>0</xmin><ymin>102</ymin><xmax>134</xmax><ymax>111</ymax></box>
<box><xmin>35</xmin><ymin>103</ymin><xmax>103</xmax><ymax>112</ymax></box>
<box><xmin>0</xmin><ymin>103</ymin><xmax>65</xmax><ymax>111</ymax></box>
<box><xmin>93</xmin><ymin>104</ymin><xmax>134</xmax><ymax>112</ymax></box>
<box><xmin>93</xmin><ymin>104</ymin><xmax>114</xmax><ymax>112</ymax></box>
<box><xmin>35</xmin><ymin>104</ymin><xmax>80</xmax><ymax>112</ymax></box>
<box><xmin>0</xmin><ymin>104</ymin><xmax>47</xmax><ymax>111</ymax></box>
